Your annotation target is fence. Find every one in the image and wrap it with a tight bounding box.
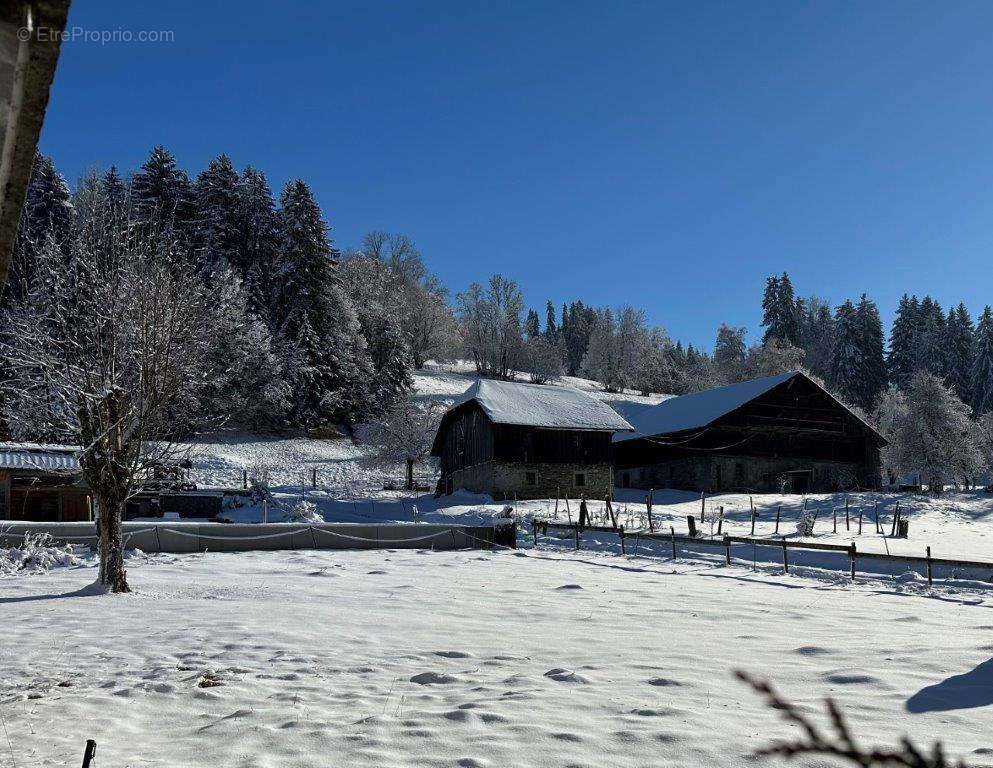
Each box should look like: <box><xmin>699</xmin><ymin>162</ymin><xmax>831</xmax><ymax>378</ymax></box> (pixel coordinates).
<box><xmin>0</xmin><ymin>521</ymin><xmax>516</xmax><ymax>553</ymax></box>
<box><xmin>532</xmin><ymin>519</ymin><xmax>993</xmax><ymax>587</ymax></box>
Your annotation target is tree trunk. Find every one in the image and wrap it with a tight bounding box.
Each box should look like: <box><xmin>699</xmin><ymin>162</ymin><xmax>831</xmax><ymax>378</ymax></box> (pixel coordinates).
<box><xmin>96</xmin><ymin>491</ymin><xmax>130</xmax><ymax>593</ymax></box>
<box><xmin>405</xmin><ymin>458</ymin><xmax>414</xmax><ymax>491</ymax></box>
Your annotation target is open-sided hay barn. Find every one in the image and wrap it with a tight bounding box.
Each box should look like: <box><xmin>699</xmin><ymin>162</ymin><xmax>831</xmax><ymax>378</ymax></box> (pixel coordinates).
<box><xmin>612</xmin><ymin>371</ymin><xmax>885</xmax><ymax>493</ymax></box>
<box><xmin>431</xmin><ymin>380</ymin><xmax>633</xmax><ymax>500</ymax></box>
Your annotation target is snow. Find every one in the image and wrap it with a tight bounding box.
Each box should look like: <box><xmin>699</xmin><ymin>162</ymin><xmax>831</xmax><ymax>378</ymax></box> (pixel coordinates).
<box><xmin>3</xmin><ymin>543</ymin><xmax>993</xmax><ymax>767</ymax></box>
<box><xmin>0</xmin><ymin>443</ymin><xmax>80</xmax><ymax>472</ymax></box>
<box><xmin>612</xmin><ymin>371</ymin><xmax>796</xmax><ymax>441</ymax></box>
<box><xmin>448</xmin><ymin>378</ymin><xmax>634</xmax><ymax>432</ymax></box>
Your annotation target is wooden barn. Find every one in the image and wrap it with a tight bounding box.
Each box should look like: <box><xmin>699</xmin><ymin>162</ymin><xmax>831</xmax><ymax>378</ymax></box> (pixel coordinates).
<box><xmin>431</xmin><ymin>380</ymin><xmax>633</xmax><ymax>500</ymax></box>
<box><xmin>612</xmin><ymin>371</ymin><xmax>885</xmax><ymax>493</ymax></box>
<box><xmin>0</xmin><ymin>443</ymin><xmax>91</xmax><ymax>522</ymax></box>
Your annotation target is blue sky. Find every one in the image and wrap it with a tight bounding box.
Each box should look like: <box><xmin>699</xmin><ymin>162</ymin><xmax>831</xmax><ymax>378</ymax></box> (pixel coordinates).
<box><xmin>38</xmin><ymin>1</ymin><xmax>993</xmax><ymax>350</ymax></box>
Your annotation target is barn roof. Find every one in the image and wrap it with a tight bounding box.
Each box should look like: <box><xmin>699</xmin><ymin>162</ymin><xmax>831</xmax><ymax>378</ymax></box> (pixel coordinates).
<box><xmin>612</xmin><ymin>371</ymin><xmax>882</xmax><ymax>443</ymax></box>
<box><xmin>0</xmin><ymin>443</ymin><xmax>81</xmax><ymax>473</ymax></box>
<box><xmin>452</xmin><ymin>379</ymin><xmax>634</xmax><ymax>432</ymax></box>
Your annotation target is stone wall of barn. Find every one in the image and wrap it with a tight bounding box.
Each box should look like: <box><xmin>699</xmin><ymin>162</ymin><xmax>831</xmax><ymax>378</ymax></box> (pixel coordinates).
<box><xmin>446</xmin><ymin>461</ymin><xmax>614</xmax><ymax>500</ymax></box>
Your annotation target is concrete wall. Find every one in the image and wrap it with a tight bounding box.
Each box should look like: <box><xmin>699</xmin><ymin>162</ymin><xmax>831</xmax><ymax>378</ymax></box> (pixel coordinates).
<box><xmin>447</xmin><ymin>460</ymin><xmax>613</xmax><ymax>500</ymax></box>
<box><xmin>0</xmin><ymin>521</ymin><xmax>515</xmax><ymax>552</ymax></box>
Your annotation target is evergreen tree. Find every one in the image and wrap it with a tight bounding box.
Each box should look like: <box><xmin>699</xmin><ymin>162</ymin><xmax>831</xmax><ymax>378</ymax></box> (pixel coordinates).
<box><xmin>887</xmin><ymin>294</ymin><xmax>921</xmax><ymax>386</ymax></box>
<box><xmin>525</xmin><ymin>308</ymin><xmax>541</xmax><ymax>340</ymax></box>
<box><xmin>855</xmin><ymin>294</ymin><xmax>887</xmax><ymax>409</ymax></box>
<box><xmin>276</xmin><ymin>179</ymin><xmax>374</xmax><ymax>425</ymax></box>
<box><xmin>193</xmin><ymin>154</ymin><xmax>242</xmax><ymax>272</ymax></box>
<box><xmin>917</xmin><ymin>296</ymin><xmax>946</xmax><ymax>377</ymax></box>
<box><xmin>972</xmin><ymin>306</ymin><xmax>993</xmax><ymax>416</ymax></box>
<box><xmin>944</xmin><ymin>303</ymin><xmax>975</xmax><ymax>405</ymax></box>
<box><xmin>760</xmin><ymin>272</ymin><xmax>800</xmax><ymax>345</ymax></box>
<box><xmin>6</xmin><ymin>152</ymin><xmax>73</xmax><ymax>306</ymax></box>
<box><xmin>236</xmin><ymin>166</ymin><xmax>281</xmax><ymax>320</ymax></box>
<box><xmin>544</xmin><ymin>300</ymin><xmax>557</xmax><ymax>336</ymax></box>
<box><xmin>131</xmin><ymin>146</ymin><xmax>194</xmax><ymax>231</ymax></box>
<box><xmin>828</xmin><ymin>299</ymin><xmax>864</xmax><ymax>408</ymax></box>
<box><xmin>714</xmin><ymin>324</ymin><xmax>747</xmax><ymax>368</ymax></box>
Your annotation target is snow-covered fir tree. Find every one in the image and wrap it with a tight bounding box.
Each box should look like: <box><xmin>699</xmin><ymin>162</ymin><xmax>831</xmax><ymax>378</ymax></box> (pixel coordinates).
<box><xmin>917</xmin><ymin>296</ymin><xmax>947</xmax><ymax>378</ymax></box>
<box><xmin>828</xmin><ymin>299</ymin><xmax>864</xmax><ymax>408</ymax></box>
<box><xmin>855</xmin><ymin>294</ymin><xmax>887</xmax><ymax>409</ymax></box>
<box><xmin>131</xmin><ymin>146</ymin><xmax>194</xmax><ymax>232</ymax></box>
<box><xmin>525</xmin><ymin>308</ymin><xmax>541</xmax><ymax>340</ymax></box>
<box><xmin>887</xmin><ymin>294</ymin><xmax>921</xmax><ymax>386</ymax></box>
<box><xmin>236</xmin><ymin>166</ymin><xmax>282</xmax><ymax>321</ymax></box>
<box><xmin>193</xmin><ymin>154</ymin><xmax>242</xmax><ymax>273</ymax></box>
<box><xmin>276</xmin><ymin>179</ymin><xmax>374</xmax><ymax>426</ymax></box>
<box><xmin>972</xmin><ymin>306</ymin><xmax>993</xmax><ymax>417</ymax></box>
<box><xmin>944</xmin><ymin>302</ymin><xmax>975</xmax><ymax>404</ymax></box>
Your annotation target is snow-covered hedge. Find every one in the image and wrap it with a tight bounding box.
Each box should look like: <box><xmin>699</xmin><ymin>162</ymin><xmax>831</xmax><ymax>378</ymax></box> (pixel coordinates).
<box><xmin>0</xmin><ymin>530</ymin><xmax>88</xmax><ymax>574</ymax></box>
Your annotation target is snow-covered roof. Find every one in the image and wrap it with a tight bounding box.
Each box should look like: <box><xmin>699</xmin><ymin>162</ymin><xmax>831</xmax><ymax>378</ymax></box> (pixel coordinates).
<box><xmin>613</xmin><ymin>371</ymin><xmax>877</xmax><ymax>443</ymax></box>
<box><xmin>452</xmin><ymin>379</ymin><xmax>634</xmax><ymax>432</ymax></box>
<box><xmin>0</xmin><ymin>443</ymin><xmax>81</xmax><ymax>473</ymax></box>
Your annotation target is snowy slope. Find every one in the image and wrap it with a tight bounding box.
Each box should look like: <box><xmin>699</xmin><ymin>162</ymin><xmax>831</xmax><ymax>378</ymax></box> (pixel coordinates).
<box><xmin>2</xmin><ymin>546</ymin><xmax>992</xmax><ymax>767</ymax></box>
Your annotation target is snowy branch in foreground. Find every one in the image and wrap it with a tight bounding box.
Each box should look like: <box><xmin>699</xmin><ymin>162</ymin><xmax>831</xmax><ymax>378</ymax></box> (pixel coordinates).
<box><xmin>737</xmin><ymin>670</ymin><xmax>967</xmax><ymax>768</ymax></box>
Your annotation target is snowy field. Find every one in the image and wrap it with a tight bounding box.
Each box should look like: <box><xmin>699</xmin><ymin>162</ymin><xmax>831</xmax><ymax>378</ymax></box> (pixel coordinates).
<box><xmin>3</xmin><ymin>544</ymin><xmax>993</xmax><ymax>768</ymax></box>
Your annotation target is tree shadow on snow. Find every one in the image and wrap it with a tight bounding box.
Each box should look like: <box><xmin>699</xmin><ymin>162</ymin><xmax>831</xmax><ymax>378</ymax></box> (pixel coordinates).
<box><xmin>0</xmin><ymin>580</ymin><xmax>108</xmax><ymax>604</ymax></box>
<box><xmin>906</xmin><ymin>657</ymin><xmax>993</xmax><ymax>713</ymax></box>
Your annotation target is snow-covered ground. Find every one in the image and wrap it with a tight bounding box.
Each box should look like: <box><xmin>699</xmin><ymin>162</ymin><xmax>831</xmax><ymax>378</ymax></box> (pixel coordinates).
<box><xmin>3</xmin><ymin>545</ymin><xmax>992</xmax><ymax>767</ymax></box>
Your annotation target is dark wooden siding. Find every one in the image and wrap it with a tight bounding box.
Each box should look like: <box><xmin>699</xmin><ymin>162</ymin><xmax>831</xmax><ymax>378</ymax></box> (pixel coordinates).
<box><xmin>493</xmin><ymin>425</ymin><xmax>613</xmax><ymax>464</ymax></box>
<box><xmin>438</xmin><ymin>402</ymin><xmax>494</xmax><ymax>475</ymax></box>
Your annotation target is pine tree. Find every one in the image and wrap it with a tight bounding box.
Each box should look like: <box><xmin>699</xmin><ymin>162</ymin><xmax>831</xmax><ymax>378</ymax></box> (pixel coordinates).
<box><xmin>944</xmin><ymin>302</ymin><xmax>974</xmax><ymax>404</ymax></box>
<box><xmin>236</xmin><ymin>166</ymin><xmax>281</xmax><ymax>320</ymax></box>
<box><xmin>972</xmin><ymin>306</ymin><xmax>993</xmax><ymax>416</ymax></box>
<box><xmin>855</xmin><ymin>294</ymin><xmax>887</xmax><ymax>409</ymax></box>
<box><xmin>525</xmin><ymin>308</ymin><xmax>540</xmax><ymax>340</ymax></box>
<box><xmin>828</xmin><ymin>299</ymin><xmax>863</xmax><ymax>408</ymax></box>
<box><xmin>193</xmin><ymin>154</ymin><xmax>242</xmax><ymax>272</ymax></box>
<box><xmin>6</xmin><ymin>152</ymin><xmax>73</xmax><ymax>306</ymax></box>
<box><xmin>761</xmin><ymin>272</ymin><xmax>800</xmax><ymax>345</ymax></box>
<box><xmin>917</xmin><ymin>296</ymin><xmax>946</xmax><ymax>377</ymax></box>
<box><xmin>276</xmin><ymin>180</ymin><xmax>374</xmax><ymax>426</ymax></box>
<box><xmin>132</xmin><ymin>146</ymin><xmax>194</xmax><ymax>231</ymax></box>
<box><xmin>887</xmin><ymin>294</ymin><xmax>921</xmax><ymax>386</ymax></box>
<box><xmin>544</xmin><ymin>300</ymin><xmax>557</xmax><ymax>336</ymax></box>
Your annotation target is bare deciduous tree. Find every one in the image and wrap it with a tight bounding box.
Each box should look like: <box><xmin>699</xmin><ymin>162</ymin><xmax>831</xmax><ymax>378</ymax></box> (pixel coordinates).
<box><xmin>1</xmin><ymin>209</ymin><xmax>226</xmax><ymax>592</ymax></box>
<box><xmin>366</xmin><ymin>397</ymin><xmax>447</xmax><ymax>490</ymax></box>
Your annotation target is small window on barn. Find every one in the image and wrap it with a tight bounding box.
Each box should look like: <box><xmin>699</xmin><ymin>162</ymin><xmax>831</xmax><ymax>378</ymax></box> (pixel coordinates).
<box><xmin>525</xmin><ymin>471</ymin><xmax>537</xmax><ymax>486</ymax></box>
<box><xmin>574</xmin><ymin>472</ymin><xmax>586</xmax><ymax>488</ymax></box>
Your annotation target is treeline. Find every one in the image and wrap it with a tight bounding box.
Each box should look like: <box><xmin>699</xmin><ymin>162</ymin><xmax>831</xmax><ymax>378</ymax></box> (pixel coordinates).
<box><xmin>3</xmin><ymin>148</ymin><xmax>456</xmax><ymax>435</ymax></box>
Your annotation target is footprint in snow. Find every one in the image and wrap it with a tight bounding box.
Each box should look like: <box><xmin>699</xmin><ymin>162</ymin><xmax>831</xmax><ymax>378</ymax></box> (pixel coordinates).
<box><xmin>793</xmin><ymin>646</ymin><xmax>832</xmax><ymax>656</ymax></box>
<box><xmin>646</xmin><ymin>677</ymin><xmax>682</xmax><ymax>687</ymax></box>
<box><xmin>543</xmin><ymin>668</ymin><xmax>590</xmax><ymax>684</ymax></box>
<box><xmin>410</xmin><ymin>672</ymin><xmax>459</xmax><ymax>685</ymax></box>
<box><xmin>555</xmin><ymin>584</ymin><xmax>583</xmax><ymax>590</ymax></box>
<box><xmin>434</xmin><ymin>650</ymin><xmax>472</xmax><ymax>659</ymax></box>
<box><xmin>823</xmin><ymin>673</ymin><xmax>878</xmax><ymax>685</ymax></box>
<box><xmin>366</xmin><ymin>570</ymin><xmax>388</xmax><ymax>575</ymax></box>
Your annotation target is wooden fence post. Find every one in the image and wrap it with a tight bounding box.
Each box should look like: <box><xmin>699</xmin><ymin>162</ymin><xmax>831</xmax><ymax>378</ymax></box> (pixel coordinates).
<box><xmin>646</xmin><ymin>494</ymin><xmax>654</xmax><ymax>532</ymax></box>
<box><xmin>532</xmin><ymin>519</ymin><xmax>538</xmax><ymax>547</ymax></box>
<box><xmin>81</xmin><ymin>740</ymin><xmax>97</xmax><ymax>768</ymax></box>
<box><xmin>782</xmin><ymin>539</ymin><xmax>789</xmax><ymax>573</ymax></box>
<box><xmin>774</xmin><ymin>505</ymin><xmax>781</xmax><ymax>535</ymax></box>
<box><xmin>700</xmin><ymin>492</ymin><xmax>706</xmax><ymax>522</ymax></box>
<box><xmin>850</xmin><ymin>542</ymin><xmax>857</xmax><ymax>581</ymax></box>
<box><xmin>845</xmin><ymin>498</ymin><xmax>850</xmax><ymax>531</ymax></box>
<box><xmin>750</xmin><ymin>504</ymin><xmax>756</xmax><ymax>536</ymax></box>
<box><xmin>717</xmin><ymin>506</ymin><xmax>724</xmax><ymax>535</ymax></box>
<box><xmin>926</xmin><ymin>545</ymin><xmax>933</xmax><ymax>586</ymax></box>
<box><xmin>619</xmin><ymin>525</ymin><xmax>626</xmax><ymax>555</ymax></box>
<box><xmin>724</xmin><ymin>535</ymin><xmax>731</xmax><ymax>565</ymax></box>
<box><xmin>857</xmin><ymin>508</ymin><xmax>864</xmax><ymax>536</ymax></box>
<box><xmin>890</xmin><ymin>501</ymin><xmax>900</xmax><ymax>537</ymax></box>
<box><xmin>687</xmin><ymin>515</ymin><xmax>697</xmax><ymax>537</ymax></box>
<box><xmin>833</xmin><ymin>505</ymin><xmax>838</xmax><ymax>533</ymax></box>
<box><xmin>574</xmin><ymin>524</ymin><xmax>580</xmax><ymax>550</ymax></box>
<box><xmin>874</xmin><ymin>501</ymin><xmax>880</xmax><ymax>534</ymax></box>
<box><xmin>670</xmin><ymin>526</ymin><xmax>676</xmax><ymax>560</ymax></box>
<box><xmin>312</xmin><ymin>468</ymin><xmax>317</xmax><ymax>488</ymax></box>
<box><xmin>242</xmin><ymin>469</ymin><xmax>248</xmax><ymax>489</ymax></box>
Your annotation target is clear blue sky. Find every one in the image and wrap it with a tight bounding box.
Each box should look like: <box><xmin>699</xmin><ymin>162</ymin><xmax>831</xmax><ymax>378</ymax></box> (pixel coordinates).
<box><xmin>38</xmin><ymin>1</ymin><xmax>993</xmax><ymax>350</ymax></box>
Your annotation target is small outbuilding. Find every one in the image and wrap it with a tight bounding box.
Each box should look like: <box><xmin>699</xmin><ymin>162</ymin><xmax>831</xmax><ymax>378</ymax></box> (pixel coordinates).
<box><xmin>0</xmin><ymin>443</ymin><xmax>91</xmax><ymax>521</ymax></box>
<box><xmin>431</xmin><ymin>380</ymin><xmax>634</xmax><ymax>500</ymax></box>
<box><xmin>612</xmin><ymin>371</ymin><xmax>885</xmax><ymax>493</ymax></box>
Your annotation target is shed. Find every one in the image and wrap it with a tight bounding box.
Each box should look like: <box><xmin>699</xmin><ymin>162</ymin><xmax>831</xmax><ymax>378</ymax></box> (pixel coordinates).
<box><xmin>612</xmin><ymin>371</ymin><xmax>886</xmax><ymax>493</ymax></box>
<box><xmin>0</xmin><ymin>443</ymin><xmax>91</xmax><ymax>521</ymax></box>
<box><xmin>431</xmin><ymin>379</ymin><xmax>634</xmax><ymax>500</ymax></box>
